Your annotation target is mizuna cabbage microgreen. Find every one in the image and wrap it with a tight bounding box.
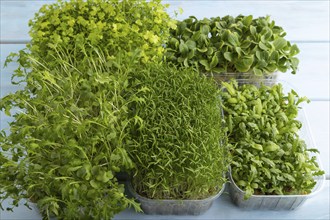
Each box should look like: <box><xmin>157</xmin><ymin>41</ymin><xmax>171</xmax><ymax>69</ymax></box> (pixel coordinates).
<box><xmin>220</xmin><ymin>80</ymin><xmax>324</xmax><ymax>199</ymax></box>
<box><xmin>166</xmin><ymin>15</ymin><xmax>299</xmax><ymax>75</ymax></box>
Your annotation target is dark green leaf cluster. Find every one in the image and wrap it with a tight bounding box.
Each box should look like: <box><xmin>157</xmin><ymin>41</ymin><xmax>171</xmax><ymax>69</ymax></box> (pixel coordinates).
<box><xmin>126</xmin><ymin>64</ymin><xmax>228</xmax><ymax>200</ymax></box>
<box><xmin>165</xmin><ymin>15</ymin><xmax>299</xmax><ymax>75</ymax></box>
<box><xmin>221</xmin><ymin>81</ymin><xmax>324</xmax><ymax>199</ymax></box>
<box><xmin>27</xmin><ymin>0</ymin><xmax>176</xmax><ymax>65</ymax></box>
<box><xmin>0</xmin><ymin>46</ymin><xmax>141</xmax><ymax>219</ymax></box>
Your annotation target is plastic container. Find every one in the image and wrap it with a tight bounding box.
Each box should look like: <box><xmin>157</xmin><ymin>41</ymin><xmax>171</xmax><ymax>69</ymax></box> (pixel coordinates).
<box><xmin>128</xmin><ymin>182</ymin><xmax>226</xmax><ymax>215</ymax></box>
<box><xmin>228</xmin><ymin>170</ymin><xmax>325</xmax><ymax>210</ymax></box>
<box><xmin>227</xmin><ymin>93</ymin><xmax>326</xmax><ymax>210</ymax></box>
<box><xmin>205</xmin><ymin>72</ymin><xmax>278</xmax><ymax>86</ymax></box>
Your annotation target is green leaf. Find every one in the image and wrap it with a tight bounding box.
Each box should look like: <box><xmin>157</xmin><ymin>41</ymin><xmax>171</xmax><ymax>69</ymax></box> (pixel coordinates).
<box><xmin>250</xmin><ymin>26</ymin><xmax>257</xmax><ymax>35</ymax></box>
<box><xmin>241</xmin><ymin>40</ymin><xmax>251</xmax><ymax>49</ymax></box>
<box><xmin>212</xmin><ymin>67</ymin><xmax>224</xmax><ymax>73</ymax></box>
<box><xmin>252</xmin><ymin>143</ymin><xmax>263</xmax><ymax>151</ymax></box>
<box><xmin>264</xmin><ymin>141</ymin><xmax>280</xmax><ymax>152</ymax></box>
<box><xmin>4</xmin><ymin>106</ymin><xmax>11</xmax><ymax>116</ymax></box>
<box><xmin>270</xmin><ymin>51</ymin><xmax>279</xmax><ymax>61</ymax></box>
<box><xmin>296</xmin><ymin>153</ymin><xmax>306</xmax><ymax>165</ymax></box>
<box><xmin>252</xmin><ymin>67</ymin><xmax>263</xmax><ymax>76</ymax></box>
<box><xmin>224</xmin><ymin>52</ymin><xmax>233</xmax><ymax>62</ymax></box>
<box><xmin>235</xmin><ymin>55</ymin><xmax>254</xmax><ymax>72</ymax></box>
<box><xmin>201</xmin><ymin>25</ymin><xmax>210</xmax><ymax>35</ymax></box>
<box><xmin>97</xmin><ymin>171</ymin><xmax>114</xmax><ymax>183</ymax></box>
<box><xmin>207</xmin><ymin>47</ymin><xmax>214</xmax><ymax>56</ymax></box>
<box><xmin>187</xmin><ymin>49</ymin><xmax>195</xmax><ymax>59</ymax></box>
<box><xmin>262</xmin><ymin>167</ymin><xmax>272</xmax><ymax>179</ymax></box>
<box><xmin>228</xmin><ymin>31</ymin><xmax>239</xmax><ymax>46</ymax></box>
<box><xmin>197</xmin><ymin>47</ymin><xmax>208</xmax><ymax>53</ymax></box>
<box><xmin>169</xmin><ymin>38</ymin><xmax>179</xmax><ymax>48</ymax></box>
<box><xmin>251</xmin><ymin>158</ymin><xmax>263</xmax><ymax>166</ymax></box>
<box><xmin>270</xmin><ymin>168</ymin><xmax>281</xmax><ymax>174</ymax></box>
<box><xmin>199</xmin><ymin>60</ymin><xmax>210</xmax><ymax>69</ymax></box>
<box><xmin>277</xmin><ymin>175</ymin><xmax>285</xmax><ymax>181</ymax></box>
<box><xmin>306</xmin><ymin>148</ymin><xmax>320</xmax><ymax>153</ymax></box>
<box><xmin>244</xmin><ymin>186</ymin><xmax>254</xmax><ymax>200</ymax></box>
<box><xmin>290</xmin><ymin>44</ymin><xmax>300</xmax><ymax>56</ymax></box>
<box><xmin>67</xmin><ymin>166</ymin><xmax>82</xmax><ymax>172</ymax></box>
<box><xmin>258</xmin><ymin>41</ymin><xmax>269</xmax><ymax>50</ymax></box>
<box><xmin>183</xmin><ymin>58</ymin><xmax>189</xmax><ymax>67</ymax></box>
<box><xmin>250</xmin><ymin>164</ymin><xmax>257</xmax><ymax>175</ymax></box>
<box><xmin>235</xmin><ymin>47</ymin><xmax>243</xmax><ymax>56</ymax></box>
<box><xmin>179</xmin><ymin>42</ymin><xmax>189</xmax><ymax>54</ymax></box>
<box><xmin>210</xmin><ymin>54</ymin><xmax>218</xmax><ymax>69</ymax></box>
<box><xmin>242</xmin><ymin>15</ymin><xmax>253</xmax><ymax>26</ymax></box>
<box><xmin>90</xmin><ymin>180</ymin><xmax>100</xmax><ymax>189</ymax></box>
<box><xmin>221</xmin><ymin>81</ymin><xmax>236</xmax><ymax>96</ymax></box>
<box><xmin>247</xmin><ymin>122</ymin><xmax>258</xmax><ymax>130</ymax></box>
<box><xmin>261</xmin><ymin>157</ymin><xmax>275</xmax><ymax>167</ymax></box>
<box><xmin>283</xmin><ymin>173</ymin><xmax>295</xmax><ymax>182</ymax></box>
<box><xmin>192</xmin><ymin>31</ymin><xmax>201</xmax><ymax>41</ymax></box>
<box><xmin>254</xmin><ymin>98</ymin><xmax>262</xmax><ymax>115</ymax></box>
<box><xmin>273</xmin><ymin>38</ymin><xmax>287</xmax><ymax>50</ymax></box>
<box><xmin>237</xmin><ymin>180</ymin><xmax>247</xmax><ymax>187</ymax></box>
<box><xmin>186</xmin><ymin>40</ymin><xmax>196</xmax><ymax>50</ymax></box>
<box><xmin>291</xmin><ymin>57</ymin><xmax>299</xmax><ymax>69</ymax></box>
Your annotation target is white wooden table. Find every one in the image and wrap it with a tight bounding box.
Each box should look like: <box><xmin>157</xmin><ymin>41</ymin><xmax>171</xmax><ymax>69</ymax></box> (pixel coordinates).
<box><xmin>1</xmin><ymin>1</ymin><xmax>329</xmax><ymax>219</ymax></box>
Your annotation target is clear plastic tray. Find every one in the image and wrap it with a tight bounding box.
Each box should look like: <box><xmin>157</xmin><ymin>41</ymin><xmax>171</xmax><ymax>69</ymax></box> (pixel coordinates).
<box><xmin>228</xmin><ymin>164</ymin><xmax>325</xmax><ymax>210</ymax></box>
<box><xmin>226</xmin><ymin>81</ymin><xmax>325</xmax><ymax>210</ymax></box>
<box><xmin>127</xmin><ymin>182</ymin><xmax>226</xmax><ymax>215</ymax></box>
<box><xmin>205</xmin><ymin>72</ymin><xmax>278</xmax><ymax>86</ymax></box>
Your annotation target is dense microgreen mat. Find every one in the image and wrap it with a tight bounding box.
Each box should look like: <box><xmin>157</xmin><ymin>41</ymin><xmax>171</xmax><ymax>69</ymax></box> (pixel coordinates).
<box><xmin>0</xmin><ymin>43</ymin><xmax>229</xmax><ymax>218</ymax></box>
<box><xmin>27</xmin><ymin>0</ymin><xmax>176</xmax><ymax>65</ymax></box>
<box><xmin>0</xmin><ymin>0</ymin><xmax>318</xmax><ymax>218</ymax></box>
<box><xmin>166</xmin><ymin>15</ymin><xmax>299</xmax><ymax>75</ymax></box>
<box><xmin>221</xmin><ymin>80</ymin><xmax>324</xmax><ymax>199</ymax></box>
<box><xmin>0</xmin><ymin>46</ymin><xmax>142</xmax><ymax>219</ymax></box>
<box><xmin>127</xmin><ymin>64</ymin><xmax>228</xmax><ymax>200</ymax></box>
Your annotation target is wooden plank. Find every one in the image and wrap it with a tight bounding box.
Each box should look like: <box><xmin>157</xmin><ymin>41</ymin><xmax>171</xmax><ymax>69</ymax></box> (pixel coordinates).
<box><xmin>169</xmin><ymin>0</ymin><xmax>330</xmax><ymax>42</ymax></box>
<box><xmin>1</xmin><ymin>0</ymin><xmax>329</xmax><ymax>42</ymax></box>
<box><xmin>1</xmin><ymin>181</ymin><xmax>329</xmax><ymax>219</ymax></box>
<box><xmin>0</xmin><ymin>44</ymin><xmax>25</xmax><ymax>97</ymax></box>
<box><xmin>278</xmin><ymin>42</ymin><xmax>330</xmax><ymax>100</ymax></box>
<box><xmin>303</xmin><ymin>101</ymin><xmax>330</xmax><ymax>177</ymax></box>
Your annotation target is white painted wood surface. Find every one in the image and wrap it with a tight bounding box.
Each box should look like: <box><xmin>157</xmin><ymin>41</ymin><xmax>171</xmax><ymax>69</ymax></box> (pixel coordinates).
<box><xmin>1</xmin><ymin>181</ymin><xmax>329</xmax><ymax>220</ymax></box>
<box><xmin>1</xmin><ymin>0</ymin><xmax>329</xmax><ymax>42</ymax></box>
<box><xmin>0</xmin><ymin>0</ymin><xmax>329</xmax><ymax>219</ymax></box>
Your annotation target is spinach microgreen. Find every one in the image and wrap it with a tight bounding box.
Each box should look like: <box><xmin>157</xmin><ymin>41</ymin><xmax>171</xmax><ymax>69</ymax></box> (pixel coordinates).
<box><xmin>221</xmin><ymin>80</ymin><xmax>324</xmax><ymax>199</ymax></box>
